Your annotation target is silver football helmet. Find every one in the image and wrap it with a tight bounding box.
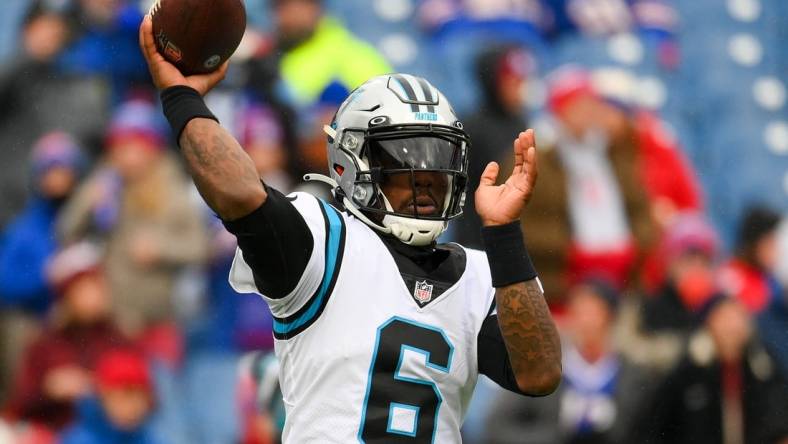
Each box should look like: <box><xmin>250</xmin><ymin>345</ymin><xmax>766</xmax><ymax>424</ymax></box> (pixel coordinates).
<box><xmin>305</xmin><ymin>74</ymin><xmax>470</xmax><ymax>246</ymax></box>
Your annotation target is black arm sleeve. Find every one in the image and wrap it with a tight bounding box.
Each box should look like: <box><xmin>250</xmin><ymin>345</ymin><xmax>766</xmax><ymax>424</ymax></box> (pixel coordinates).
<box><xmin>477</xmin><ymin>312</ymin><xmax>526</xmax><ymax>395</ymax></box>
<box><xmin>222</xmin><ymin>186</ymin><xmax>313</xmax><ymax>299</ymax></box>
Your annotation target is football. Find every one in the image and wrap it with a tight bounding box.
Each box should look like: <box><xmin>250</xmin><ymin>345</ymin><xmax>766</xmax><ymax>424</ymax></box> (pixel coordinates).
<box><xmin>150</xmin><ymin>0</ymin><xmax>246</xmax><ymax>76</ymax></box>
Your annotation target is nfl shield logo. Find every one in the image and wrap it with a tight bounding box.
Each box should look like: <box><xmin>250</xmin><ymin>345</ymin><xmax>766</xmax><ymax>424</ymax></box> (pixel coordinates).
<box><xmin>413</xmin><ymin>281</ymin><xmax>434</xmax><ymax>304</ymax></box>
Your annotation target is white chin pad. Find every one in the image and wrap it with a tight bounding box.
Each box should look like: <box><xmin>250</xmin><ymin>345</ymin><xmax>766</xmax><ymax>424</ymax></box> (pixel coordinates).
<box><xmin>383</xmin><ymin>214</ymin><xmax>446</xmax><ymax>246</ymax></box>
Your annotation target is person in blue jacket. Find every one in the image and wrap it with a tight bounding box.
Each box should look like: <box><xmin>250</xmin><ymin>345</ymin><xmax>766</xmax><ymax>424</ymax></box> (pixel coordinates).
<box><xmin>0</xmin><ymin>131</ymin><xmax>85</xmax><ymax>315</ymax></box>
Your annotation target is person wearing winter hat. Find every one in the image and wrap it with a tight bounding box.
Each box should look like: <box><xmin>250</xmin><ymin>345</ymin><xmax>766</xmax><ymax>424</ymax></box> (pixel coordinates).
<box><xmin>4</xmin><ymin>243</ymin><xmax>129</xmax><ymax>432</ymax></box>
<box><xmin>590</xmin><ymin>67</ymin><xmax>704</xmax><ymax>229</ymax></box>
<box><xmin>640</xmin><ymin>213</ymin><xmax>721</xmax><ymax>335</ymax></box>
<box><xmin>57</xmin><ymin>98</ymin><xmax>208</xmax><ymax>338</ymax></box>
<box><xmin>0</xmin><ymin>131</ymin><xmax>86</xmax><ymax>314</ymax></box>
<box><xmin>519</xmin><ymin>65</ymin><xmax>654</xmax><ymax>301</ymax></box>
<box><xmin>0</xmin><ymin>131</ymin><xmax>86</xmax><ymax>403</ymax></box>
<box><xmin>60</xmin><ymin>349</ymin><xmax>159</xmax><ymax>444</ymax></box>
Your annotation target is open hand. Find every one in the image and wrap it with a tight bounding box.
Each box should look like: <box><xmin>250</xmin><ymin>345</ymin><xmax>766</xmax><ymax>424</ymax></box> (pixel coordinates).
<box><xmin>138</xmin><ymin>15</ymin><xmax>228</xmax><ymax>95</ymax></box>
<box><xmin>475</xmin><ymin>129</ymin><xmax>538</xmax><ymax>227</ymax></box>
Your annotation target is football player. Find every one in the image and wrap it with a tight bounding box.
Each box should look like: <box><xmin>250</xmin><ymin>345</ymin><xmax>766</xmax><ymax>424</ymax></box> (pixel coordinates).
<box><xmin>140</xmin><ymin>16</ymin><xmax>561</xmax><ymax>443</ymax></box>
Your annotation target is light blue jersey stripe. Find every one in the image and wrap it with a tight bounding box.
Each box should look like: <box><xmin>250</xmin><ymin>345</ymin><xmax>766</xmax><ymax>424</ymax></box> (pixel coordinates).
<box><xmin>273</xmin><ymin>200</ymin><xmax>342</xmax><ymax>334</ymax></box>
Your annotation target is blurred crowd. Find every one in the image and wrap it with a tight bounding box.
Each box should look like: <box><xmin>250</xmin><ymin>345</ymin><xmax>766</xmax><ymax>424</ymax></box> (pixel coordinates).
<box><xmin>0</xmin><ymin>0</ymin><xmax>786</xmax><ymax>443</ymax></box>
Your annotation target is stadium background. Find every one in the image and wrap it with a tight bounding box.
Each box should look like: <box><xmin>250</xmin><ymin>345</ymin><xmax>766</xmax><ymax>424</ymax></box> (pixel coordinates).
<box><xmin>0</xmin><ymin>0</ymin><xmax>786</xmax><ymax>443</ymax></box>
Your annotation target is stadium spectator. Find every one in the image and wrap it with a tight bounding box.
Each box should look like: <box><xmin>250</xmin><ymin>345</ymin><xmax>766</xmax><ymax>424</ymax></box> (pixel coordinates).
<box><xmin>419</xmin><ymin>0</ymin><xmax>678</xmax><ymax>67</ymax></box>
<box><xmin>0</xmin><ymin>5</ymin><xmax>106</xmax><ymax>227</ymax></box>
<box><xmin>719</xmin><ymin>206</ymin><xmax>782</xmax><ymax>314</ymax></box>
<box><xmin>236</xmin><ymin>101</ymin><xmax>292</xmax><ymax>194</ymax></box>
<box><xmin>519</xmin><ymin>66</ymin><xmax>654</xmax><ymax>300</ymax></box>
<box><xmin>484</xmin><ymin>279</ymin><xmax>653</xmax><ymax>444</ymax></box>
<box><xmin>57</xmin><ymin>98</ymin><xmax>208</xmax><ymax>340</ymax></box>
<box><xmin>4</xmin><ymin>243</ymin><xmax>129</xmax><ymax>432</ymax></box>
<box><xmin>0</xmin><ymin>132</ymin><xmax>86</xmax><ymax>403</ymax></box>
<box><xmin>419</xmin><ymin>0</ymin><xmax>546</xmax><ymax>47</ymax></box>
<box><xmin>640</xmin><ymin>214</ymin><xmax>720</xmax><ymax>335</ymax></box>
<box><xmin>61</xmin><ymin>349</ymin><xmax>159</xmax><ymax>444</ymax></box>
<box><xmin>0</xmin><ymin>132</ymin><xmax>86</xmax><ymax>315</ymax></box>
<box><xmin>58</xmin><ymin>0</ymin><xmax>149</xmax><ymax>98</ymax></box>
<box><xmin>189</xmin><ymin>104</ymin><xmax>283</xmax><ymax>352</ymax></box>
<box><xmin>640</xmin><ymin>296</ymin><xmax>788</xmax><ymax>444</ymax></box>
<box><xmin>189</xmin><ymin>214</ymin><xmax>274</xmax><ymax>355</ymax></box>
<box><xmin>175</xmin><ymin>100</ymin><xmax>290</xmax><ymax>444</ymax></box>
<box><xmin>614</xmin><ymin>214</ymin><xmax>722</xmax><ymax>372</ymax></box>
<box><xmin>456</xmin><ymin>45</ymin><xmax>533</xmax><ymax>248</ymax></box>
<box><xmin>590</xmin><ymin>67</ymin><xmax>705</xmax><ymax>292</ymax></box>
<box><xmin>543</xmin><ymin>0</ymin><xmax>677</xmax><ymax>38</ymax></box>
<box><xmin>590</xmin><ymin>68</ymin><xmax>703</xmax><ymax>225</ymax></box>
<box><xmin>267</xmin><ymin>0</ymin><xmax>391</xmax><ymax>105</ymax></box>
<box><xmin>187</xmin><ymin>98</ymin><xmax>282</xmax><ymax>349</ymax></box>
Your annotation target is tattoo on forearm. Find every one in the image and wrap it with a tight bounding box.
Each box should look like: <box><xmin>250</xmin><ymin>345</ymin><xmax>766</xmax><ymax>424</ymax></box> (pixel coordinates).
<box><xmin>496</xmin><ymin>279</ymin><xmax>561</xmax><ymax>386</ymax></box>
<box><xmin>180</xmin><ymin>119</ymin><xmax>263</xmax><ymax>218</ymax></box>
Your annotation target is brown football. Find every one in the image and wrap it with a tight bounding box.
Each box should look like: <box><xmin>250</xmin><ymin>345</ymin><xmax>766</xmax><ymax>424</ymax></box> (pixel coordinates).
<box><xmin>150</xmin><ymin>0</ymin><xmax>246</xmax><ymax>76</ymax></box>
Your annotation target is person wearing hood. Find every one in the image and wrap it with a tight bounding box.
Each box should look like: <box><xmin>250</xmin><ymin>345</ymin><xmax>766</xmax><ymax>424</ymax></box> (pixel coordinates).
<box><xmin>456</xmin><ymin>45</ymin><xmax>532</xmax><ymax>248</ymax></box>
<box><xmin>61</xmin><ymin>349</ymin><xmax>159</xmax><ymax>444</ymax></box>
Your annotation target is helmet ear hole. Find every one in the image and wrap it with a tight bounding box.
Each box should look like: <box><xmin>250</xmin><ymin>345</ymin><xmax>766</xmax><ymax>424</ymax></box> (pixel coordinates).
<box><xmin>333</xmin><ymin>164</ymin><xmax>345</xmax><ymax>176</ymax></box>
<box><xmin>369</xmin><ymin>116</ymin><xmax>390</xmax><ymax>126</ymax></box>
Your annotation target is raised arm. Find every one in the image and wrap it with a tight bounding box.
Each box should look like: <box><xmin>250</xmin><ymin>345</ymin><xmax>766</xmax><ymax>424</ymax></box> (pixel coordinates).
<box><xmin>476</xmin><ymin>130</ymin><xmax>562</xmax><ymax>395</ymax></box>
<box><xmin>138</xmin><ymin>15</ymin><xmax>265</xmax><ymax>220</ymax></box>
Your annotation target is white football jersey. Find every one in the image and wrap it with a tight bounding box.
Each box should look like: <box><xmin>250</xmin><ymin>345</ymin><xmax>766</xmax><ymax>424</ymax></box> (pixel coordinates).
<box><xmin>229</xmin><ymin>192</ymin><xmax>496</xmax><ymax>443</ymax></box>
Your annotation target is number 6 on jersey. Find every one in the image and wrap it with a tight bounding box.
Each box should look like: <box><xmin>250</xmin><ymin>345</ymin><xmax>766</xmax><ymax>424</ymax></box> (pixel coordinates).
<box><xmin>359</xmin><ymin>317</ymin><xmax>454</xmax><ymax>442</ymax></box>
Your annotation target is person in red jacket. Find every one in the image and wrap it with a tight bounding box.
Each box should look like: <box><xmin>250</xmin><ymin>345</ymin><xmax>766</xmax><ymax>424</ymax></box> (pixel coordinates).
<box><xmin>3</xmin><ymin>243</ymin><xmax>129</xmax><ymax>432</ymax></box>
<box><xmin>591</xmin><ymin>67</ymin><xmax>705</xmax><ymax>292</ymax></box>
<box><xmin>591</xmin><ymin>68</ymin><xmax>704</xmax><ymax>224</ymax></box>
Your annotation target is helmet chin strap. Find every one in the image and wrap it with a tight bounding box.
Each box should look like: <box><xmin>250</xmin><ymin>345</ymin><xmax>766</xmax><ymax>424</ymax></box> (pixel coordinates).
<box><xmin>382</xmin><ymin>214</ymin><xmax>446</xmax><ymax>246</ymax></box>
<box><xmin>303</xmin><ymin>173</ymin><xmax>447</xmax><ymax>246</ymax></box>
<box><xmin>377</xmin><ymin>189</ymin><xmax>447</xmax><ymax>246</ymax></box>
